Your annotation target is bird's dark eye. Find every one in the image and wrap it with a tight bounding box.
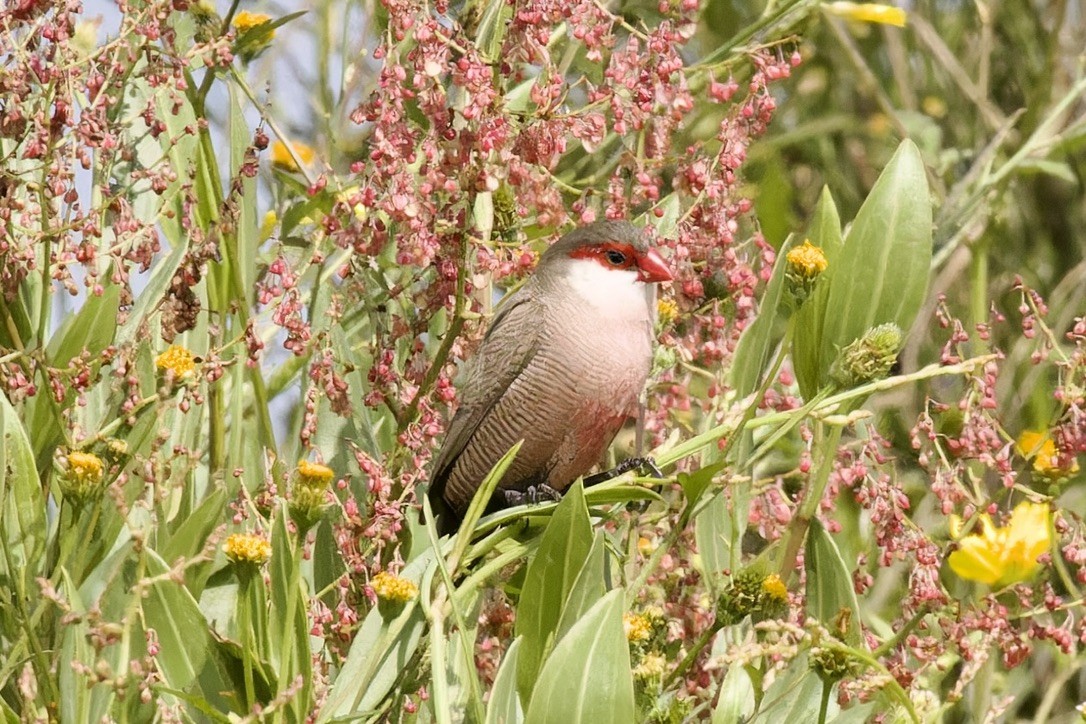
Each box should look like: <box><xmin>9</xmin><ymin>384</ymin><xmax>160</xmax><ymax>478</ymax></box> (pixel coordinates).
<box><xmin>605</xmin><ymin>249</ymin><xmax>627</xmax><ymax>266</ymax></box>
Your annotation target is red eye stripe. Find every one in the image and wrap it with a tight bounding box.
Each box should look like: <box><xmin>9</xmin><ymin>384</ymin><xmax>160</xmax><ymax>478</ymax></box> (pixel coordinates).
<box><xmin>568</xmin><ymin>241</ymin><xmax>638</xmax><ymax>269</ymax></box>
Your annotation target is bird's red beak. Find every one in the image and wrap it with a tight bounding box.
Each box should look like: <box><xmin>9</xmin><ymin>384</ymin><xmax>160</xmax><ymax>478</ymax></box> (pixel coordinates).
<box><xmin>636</xmin><ymin>248</ymin><xmax>673</xmax><ymax>283</ymax></box>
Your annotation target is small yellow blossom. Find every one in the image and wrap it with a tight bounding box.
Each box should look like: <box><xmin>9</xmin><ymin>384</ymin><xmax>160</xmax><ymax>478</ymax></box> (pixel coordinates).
<box><xmin>656</xmin><ymin>297</ymin><xmax>679</xmax><ymax>326</ymax></box>
<box><xmin>68</xmin><ymin>451</ymin><xmax>104</xmax><ymax>484</ymax></box>
<box><xmin>297</xmin><ymin>460</ymin><xmax>335</xmax><ymax>488</ymax></box>
<box><xmin>223</xmin><ymin>533</ymin><xmax>271</xmax><ymax>565</ymax></box>
<box><xmin>637</xmin><ymin>536</ymin><xmax>657</xmax><ymax>556</ymax></box>
<box><xmin>632</xmin><ymin>652</ymin><xmax>667</xmax><ymax>679</ymax></box>
<box><xmin>155</xmin><ymin>344</ymin><xmax>196</xmax><ymax>379</ymax></box>
<box><xmin>232</xmin><ymin>10</ymin><xmax>273</xmax><ymax>33</ymax></box>
<box><xmin>824</xmin><ymin>2</ymin><xmax>907</xmax><ymax>27</ymax></box>
<box><xmin>1017</xmin><ymin>431</ymin><xmax>1079</xmax><ymax>479</ymax></box>
<box><xmin>921</xmin><ymin>95</ymin><xmax>947</xmax><ymax>119</ymax></box>
<box><xmin>785</xmin><ymin>240</ymin><xmax>828</xmax><ymax>280</ymax></box>
<box><xmin>371</xmin><ymin>571</ymin><xmax>419</xmax><ymax>603</ymax></box>
<box><xmin>623</xmin><ymin>612</ymin><xmax>653</xmax><ymax>643</ymax></box>
<box><xmin>61</xmin><ymin>451</ymin><xmax>106</xmax><ymax>501</ymax></box>
<box><xmin>947</xmin><ymin>501</ymin><xmax>1051</xmax><ymax>587</ymax></box>
<box><xmin>761</xmin><ymin>574</ymin><xmax>788</xmax><ymax>604</ymax></box>
<box><xmin>271</xmin><ymin>140</ymin><xmax>316</xmax><ymax>172</ymax></box>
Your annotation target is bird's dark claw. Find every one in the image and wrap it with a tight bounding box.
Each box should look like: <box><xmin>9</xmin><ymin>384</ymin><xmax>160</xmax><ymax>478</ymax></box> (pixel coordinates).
<box><xmin>500</xmin><ymin>484</ymin><xmax>563</xmax><ymax>507</ymax></box>
<box><xmin>584</xmin><ymin>456</ymin><xmax>664</xmax><ymax>487</ymax></box>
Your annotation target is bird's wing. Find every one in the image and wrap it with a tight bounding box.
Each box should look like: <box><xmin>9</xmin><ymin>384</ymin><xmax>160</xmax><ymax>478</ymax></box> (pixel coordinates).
<box><xmin>428</xmin><ymin>286</ymin><xmax>543</xmax><ymax>509</ymax></box>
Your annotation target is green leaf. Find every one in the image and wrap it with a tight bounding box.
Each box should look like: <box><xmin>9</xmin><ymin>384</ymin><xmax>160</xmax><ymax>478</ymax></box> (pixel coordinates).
<box><xmin>486</xmin><ymin>636</ymin><xmax>524</xmax><ymax>724</ymax></box>
<box><xmin>730</xmin><ymin>233</ymin><xmax>797</xmax><ymax>397</ymax></box>
<box><xmin>523</xmin><ymin>589</ymin><xmax>634</xmax><ymax>724</ymax></box>
<box><xmin>515</xmin><ymin>481</ymin><xmax>594</xmax><ymax>699</ymax></box>
<box><xmin>46</xmin><ymin>284</ymin><xmax>121</xmax><ymax>368</ymax></box>
<box><xmin>794</xmin><ymin>140</ymin><xmax>932</xmax><ymax>398</ymax></box>
<box><xmin>642</xmin><ymin>193</ymin><xmax>682</xmax><ymax>239</ymax></box>
<box><xmin>0</xmin><ymin>391</ymin><xmax>45</xmax><ymax>586</ymax></box>
<box><xmin>475</xmin><ymin>0</ymin><xmax>511</xmax><ymax>67</ymax></box>
<box><xmin>58</xmin><ymin>569</ymin><xmax>101</xmax><ymax>724</ymax></box>
<box><xmin>677</xmin><ymin>461</ymin><xmax>725</xmax><ymax>506</ymax></box>
<box><xmin>792</xmin><ymin>186</ymin><xmax>843</xmax><ymax>398</ymax></box>
<box><xmin>805</xmin><ymin>520</ymin><xmax>863</xmax><ymax>647</ymax></box>
<box><xmin>161</xmin><ymin>487</ymin><xmax>227</xmax><ymax>569</ymax></box>
<box><xmin>713</xmin><ymin>664</ymin><xmax>756</xmax><ymax>723</ymax></box>
<box><xmin>553</xmin><ymin>532</ymin><xmax>607</xmax><ymax>642</ymax></box>
<box><xmin>694</xmin><ymin>491</ymin><xmax>731</xmax><ymax>590</ymax></box>
<box><xmin>755</xmin><ymin>655</ymin><xmax>831</xmax><ymax>722</ymax></box>
<box><xmin>143</xmin><ymin>549</ymin><xmax>212</xmax><ymax>690</ymax></box>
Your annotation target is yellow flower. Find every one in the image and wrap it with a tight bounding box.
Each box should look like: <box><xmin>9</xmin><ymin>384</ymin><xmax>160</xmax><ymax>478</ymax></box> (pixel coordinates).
<box><xmin>785</xmin><ymin>240</ymin><xmax>828</xmax><ymax>280</ymax></box>
<box><xmin>632</xmin><ymin>652</ymin><xmax>667</xmax><ymax>679</ymax></box>
<box><xmin>1017</xmin><ymin>431</ymin><xmax>1079</xmax><ymax>478</ymax></box>
<box><xmin>155</xmin><ymin>344</ymin><xmax>196</xmax><ymax>379</ymax></box>
<box><xmin>223</xmin><ymin>533</ymin><xmax>271</xmax><ymax>564</ymax></box>
<box><xmin>761</xmin><ymin>574</ymin><xmax>788</xmax><ymax>604</ymax></box>
<box><xmin>623</xmin><ymin>612</ymin><xmax>653</xmax><ymax>643</ymax></box>
<box><xmin>61</xmin><ymin>451</ymin><xmax>106</xmax><ymax>501</ymax></box>
<box><xmin>68</xmin><ymin>451</ymin><xmax>104</xmax><ymax>484</ymax></box>
<box><xmin>271</xmin><ymin>140</ymin><xmax>316</xmax><ymax>172</ymax></box>
<box><xmin>824</xmin><ymin>2</ymin><xmax>907</xmax><ymax>27</ymax></box>
<box><xmin>232</xmin><ymin>10</ymin><xmax>273</xmax><ymax>34</ymax></box>
<box><xmin>371</xmin><ymin>571</ymin><xmax>419</xmax><ymax>603</ymax></box>
<box><xmin>656</xmin><ymin>297</ymin><xmax>679</xmax><ymax>326</ymax></box>
<box><xmin>947</xmin><ymin>501</ymin><xmax>1051</xmax><ymax>587</ymax></box>
<box><xmin>297</xmin><ymin>460</ymin><xmax>335</xmax><ymax>489</ymax></box>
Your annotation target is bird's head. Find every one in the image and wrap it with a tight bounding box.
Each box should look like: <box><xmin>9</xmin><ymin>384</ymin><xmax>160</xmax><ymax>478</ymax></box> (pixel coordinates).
<box><xmin>540</xmin><ymin>221</ymin><xmax>673</xmax><ymax>286</ymax></box>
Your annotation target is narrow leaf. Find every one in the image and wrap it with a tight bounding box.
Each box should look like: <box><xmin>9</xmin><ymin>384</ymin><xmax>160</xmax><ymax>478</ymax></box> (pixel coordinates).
<box><xmin>805</xmin><ymin>520</ymin><xmax>863</xmax><ymax>647</ymax></box>
<box><xmin>523</xmin><ymin>589</ymin><xmax>634</xmax><ymax>724</ymax></box>
<box><xmin>486</xmin><ymin>637</ymin><xmax>525</xmax><ymax>724</ymax></box>
<box><xmin>515</xmin><ymin>482</ymin><xmax>594</xmax><ymax>699</ymax></box>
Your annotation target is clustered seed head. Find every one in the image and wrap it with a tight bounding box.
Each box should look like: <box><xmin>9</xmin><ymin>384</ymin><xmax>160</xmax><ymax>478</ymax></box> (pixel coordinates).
<box><xmin>830</xmin><ymin>323</ymin><xmax>903</xmax><ymax>389</ymax></box>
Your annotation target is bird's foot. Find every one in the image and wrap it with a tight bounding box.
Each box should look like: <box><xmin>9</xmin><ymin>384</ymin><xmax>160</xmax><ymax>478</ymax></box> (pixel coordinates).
<box><xmin>584</xmin><ymin>457</ymin><xmax>664</xmax><ymax>487</ymax></box>
<box><xmin>500</xmin><ymin>484</ymin><xmax>564</xmax><ymax>507</ymax></box>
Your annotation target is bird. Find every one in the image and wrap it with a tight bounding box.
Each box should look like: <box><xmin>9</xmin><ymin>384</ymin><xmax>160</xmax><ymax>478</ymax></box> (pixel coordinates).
<box><xmin>427</xmin><ymin>220</ymin><xmax>673</xmax><ymax>535</ymax></box>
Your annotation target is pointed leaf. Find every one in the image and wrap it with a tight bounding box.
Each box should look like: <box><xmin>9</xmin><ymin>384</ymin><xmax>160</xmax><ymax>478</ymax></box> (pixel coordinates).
<box><xmin>713</xmin><ymin>664</ymin><xmax>756</xmax><ymax>723</ymax></box>
<box><xmin>46</xmin><ymin>284</ymin><xmax>121</xmax><ymax>368</ymax></box>
<box><xmin>792</xmin><ymin>186</ymin><xmax>844</xmax><ymax>398</ymax></box>
<box><xmin>554</xmin><ymin>532</ymin><xmax>607</xmax><ymax>642</ymax></box>
<box><xmin>523</xmin><ymin>589</ymin><xmax>634</xmax><ymax>724</ymax></box>
<box><xmin>805</xmin><ymin>520</ymin><xmax>863</xmax><ymax>647</ymax></box>
<box><xmin>0</xmin><ymin>391</ymin><xmax>45</xmax><ymax>585</ymax></box>
<box><xmin>143</xmin><ymin>550</ymin><xmax>211</xmax><ymax>689</ymax></box>
<box><xmin>795</xmin><ymin>140</ymin><xmax>932</xmax><ymax>397</ymax></box>
<box><xmin>515</xmin><ymin>482</ymin><xmax>594</xmax><ymax>699</ymax></box>
<box><xmin>731</xmin><ymin>233</ymin><xmax>800</xmax><ymax>396</ymax></box>
<box><xmin>486</xmin><ymin>637</ymin><xmax>525</xmax><ymax>724</ymax></box>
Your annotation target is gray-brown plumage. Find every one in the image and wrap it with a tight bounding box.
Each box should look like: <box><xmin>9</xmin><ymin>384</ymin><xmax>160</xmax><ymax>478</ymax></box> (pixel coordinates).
<box><xmin>427</xmin><ymin>221</ymin><xmax>673</xmax><ymax>534</ymax></box>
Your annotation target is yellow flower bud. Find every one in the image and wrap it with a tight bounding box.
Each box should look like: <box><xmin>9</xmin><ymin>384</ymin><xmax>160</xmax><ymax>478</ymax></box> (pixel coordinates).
<box><xmin>223</xmin><ymin>533</ymin><xmax>271</xmax><ymax>565</ymax></box>
<box><xmin>60</xmin><ymin>451</ymin><xmax>106</xmax><ymax>502</ymax></box>
<box><xmin>155</xmin><ymin>344</ymin><xmax>196</xmax><ymax>379</ymax></box>
<box><xmin>371</xmin><ymin>571</ymin><xmax>419</xmax><ymax>604</ymax></box>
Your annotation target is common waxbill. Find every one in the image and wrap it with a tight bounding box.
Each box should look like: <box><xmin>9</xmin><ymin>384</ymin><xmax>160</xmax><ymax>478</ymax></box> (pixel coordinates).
<box><xmin>428</xmin><ymin>221</ymin><xmax>673</xmax><ymax>534</ymax></box>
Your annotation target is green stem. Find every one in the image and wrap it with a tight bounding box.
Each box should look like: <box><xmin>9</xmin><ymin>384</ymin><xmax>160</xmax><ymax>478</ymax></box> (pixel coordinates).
<box><xmin>274</xmin><ymin>539</ymin><xmax>304</xmax><ymax>724</ymax></box>
<box><xmin>237</xmin><ymin>571</ymin><xmax>257</xmax><ymax>712</ymax></box>
<box><xmin>662</xmin><ymin>620</ymin><xmax>723</xmax><ymax>689</ymax></box>
<box><xmin>779</xmin><ymin>424</ymin><xmax>844</xmax><ymax>578</ymax></box>
<box><xmin>817</xmin><ymin>678</ymin><xmax>832</xmax><ymax>724</ymax></box>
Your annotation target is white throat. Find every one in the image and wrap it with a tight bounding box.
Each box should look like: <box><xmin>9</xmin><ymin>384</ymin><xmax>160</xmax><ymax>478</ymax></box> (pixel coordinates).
<box><xmin>563</xmin><ymin>258</ymin><xmax>654</xmax><ymax>319</ymax></box>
